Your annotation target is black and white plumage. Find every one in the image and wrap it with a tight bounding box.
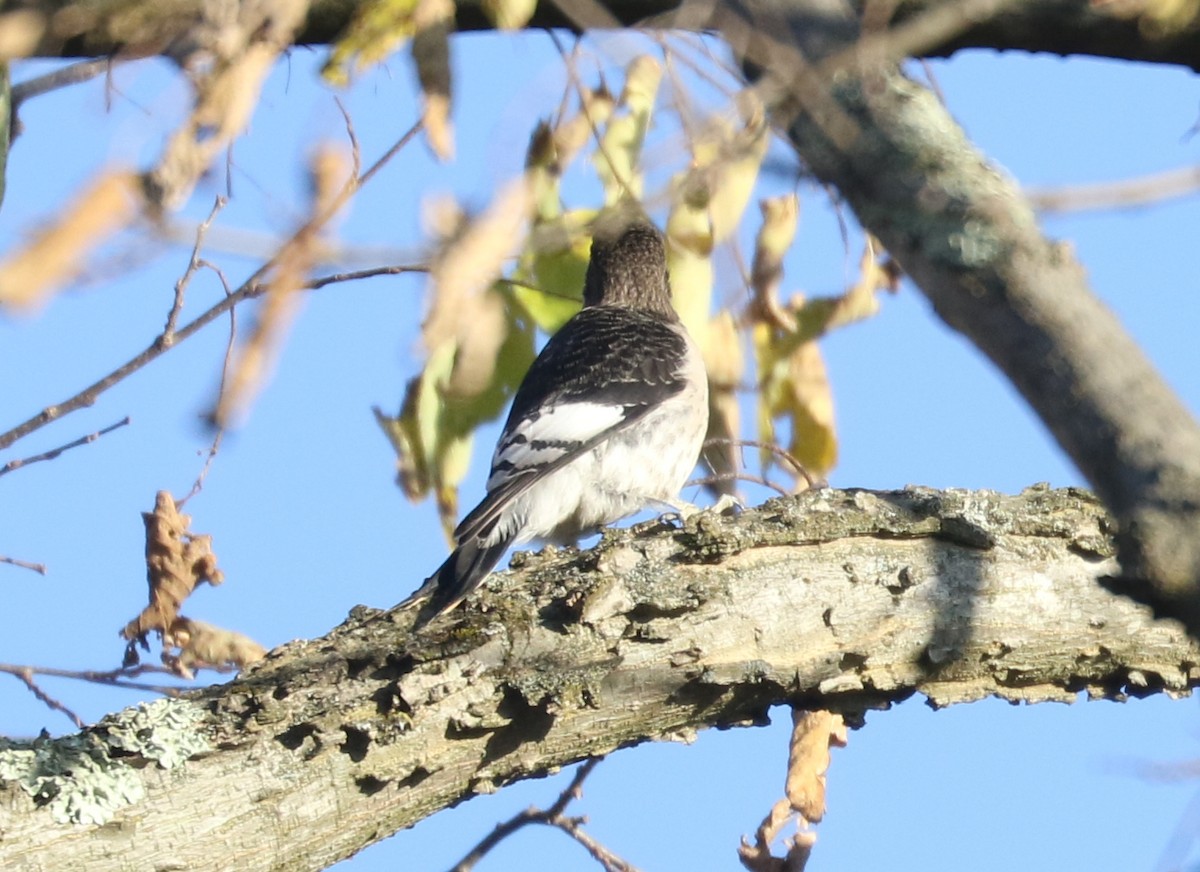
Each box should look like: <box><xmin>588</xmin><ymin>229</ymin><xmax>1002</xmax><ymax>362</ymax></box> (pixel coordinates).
<box><xmin>404</xmin><ymin>218</ymin><xmax>708</xmax><ymax>627</ymax></box>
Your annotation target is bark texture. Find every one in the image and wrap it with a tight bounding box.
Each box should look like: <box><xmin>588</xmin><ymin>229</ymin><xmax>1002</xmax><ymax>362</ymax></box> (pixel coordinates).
<box><xmin>2</xmin><ymin>488</ymin><xmax>1196</xmax><ymax>872</ymax></box>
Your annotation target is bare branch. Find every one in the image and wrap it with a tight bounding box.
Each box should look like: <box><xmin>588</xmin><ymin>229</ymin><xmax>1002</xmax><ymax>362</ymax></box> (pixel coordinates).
<box><xmin>0</xmin><ymin>416</ymin><xmax>130</xmax><ymax>478</ymax></box>
<box><xmin>1026</xmin><ymin>165</ymin><xmax>1200</xmax><ymax>214</ymax></box>
<box><xmin>306</xmin><ymin>265</ymin><xmax>429</xmax><ymax>289</ymax></box>
<box><xmin>2</xmin><ymin>488</ymin><xmax>1192</xmax><ymax>871</ymax></box>
<box><xmin>0</xmin><ymin>120</ymin><xmax>424</xmax><ymax>453</ymax></box>
<box><xmin>544</xmin><ymin>816</ymin><xmax>642</xmax><ymax>872</ymax></box>
<box><xmin>5</xmin><ymin>666</ymin><xmax>85</xmax><ymax>729</ymax></box>
<box><xmin>0</xmin><ymin>555</ymin><xmax>47</xmax><ymax>575</ymax></box>
<box><xmin>0</xmin><ymin>661</ymin><xmax>184</xmax><ymax>695</ymax></box>
<box><xmin>163</xmin><ymin>195</ymin><xmax>227</xmax><ymax>345</ymax></box>
<box><xmin>449</xmin><ymin>758</ymin><xmax>605</xmax><ymax>872</ymax></box>
<box><xmin>10</xmin><ymin>0</ymin><xmax>1200</xmax><ymax>74</ymax></box>
<box><xmin>10</xmin><ymin>58</ymin><xmax>115</xmax><ymax>108</ymax></box>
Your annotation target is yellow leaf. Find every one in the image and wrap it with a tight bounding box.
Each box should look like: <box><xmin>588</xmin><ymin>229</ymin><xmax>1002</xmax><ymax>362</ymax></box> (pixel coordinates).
<box><xmin>595</xmin><ymin>56</ymin><xmax>661</xmax><ymax>204</ymax></box>
<box><xmin>666</xmin><ymin>174</ymin><xmax>714</xmax><ymax>345</ymax></box>
<box><xmin>1136</xmin><ymin>0</ymin><xmax>1200</xmax><ymax>36</ymax></box>
<box><xmin>381</xmin><ymin>286</ymin><xmax>537</xmax><ymax>544</ymax></box>
<box><xmin>481</xmin><ymin>0</ymin><xmax>537</xmax><ymax>29</ymax></box>
<box><xmin>701</xmin><ymin>310</ymin><xmax>743</xmax><ymax>496</ymax></box>
<box><xmin>707</xmin><ymin>91</ymin><xmax>770</xmax><ymax>243</ymax></box>
<box><xmin>784</xmin><ymin>341</ymin><xmax>837</xmax><ymax>477</ymax></box>
<box><xmin>555</xmin><ymin>85</ymin><xmax>614</xmax><ymax>171</ymax></box>
<box><xmin>751</xmin><ymin>194</ymin><xmax>800</xmax><ymax>330</ymax></box>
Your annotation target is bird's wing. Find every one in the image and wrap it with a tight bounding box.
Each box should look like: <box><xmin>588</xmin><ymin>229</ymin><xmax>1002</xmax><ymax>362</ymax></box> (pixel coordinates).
<box><xmin>454</xmin><ymin>306</ymin><xmax>689</xmax><ymax>544</ymax></box>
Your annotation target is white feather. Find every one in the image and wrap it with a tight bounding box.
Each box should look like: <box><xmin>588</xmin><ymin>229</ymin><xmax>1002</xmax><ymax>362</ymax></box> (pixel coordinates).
<box><xmin>487</xmin><ymin>401</ymin><xmax>626</xmax><ymax>489</ymax></box>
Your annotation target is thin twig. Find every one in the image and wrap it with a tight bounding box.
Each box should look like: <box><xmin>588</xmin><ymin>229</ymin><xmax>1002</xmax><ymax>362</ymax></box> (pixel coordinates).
<box><xmin>689</xmin><ymin>472</ymin><xmax>790</xmax><ymax>498</ymax></box>
<box><xmin>449</xmin><ymin>758</ymin><xmax>607</xmax><ymax>872</ymax></box>
<box><xmin>547</xmin><ymin>29</ymin><xmax>640</xmax><ymax>206</ymax></box>
<box><xmin>0</xmin><ymin>661</ymin><xmax>183</xmax><ymax>695</ymax></box>
<box><xmin>11</xmin><ymin>59</ymin><xmax>116</xmax><ymax>109</ymax></box>
<box><xmin>0</xmin><ymin>556</ymin><xmax>47</xmax><ymax>575</ymax></box>
<box><xmin>546</xmin><ymin>817</ymin><xmax>642</xmax><ymax>872</ymax></box>
<box><xmin>181</xmin><ymin>425</ymin><xmax>225</xmax><ymax>507</ymax></box>
<box><xmin>0</xmin><ymin>120</ymin><xmax>425</xmax><ymax>453</ymax></box>
<box><xmin>494</xmin><ymin>275</ymin><xmax>580</xmax><ymax>304</ymax></box>
<box><xmin>180</xmin><ymin>253</ymin><xmax>238</xmax><ymax>506</ymax></box>
<box><xmin>8</xmin><ymin>667</ymin><xmax>85</xmax><ymax>729</ymax></box>
<box><xmin>334</xmin><ymin>96</ymin><xmax>363</xmax><ymax>180</ymax></box>
<box><xmin>651</xmin><ymin>32</ymin><xmax>741</xmax><ymax>100</ymax></box>
<box><xmin>1026</xmin><ymin>165</ymin><xmax>1200</xmax><ymax>214</ymax></box>
<box><xmin>306</xmin><ymin>265</ymin><xmax>429</xmax><ymax>290</ymax></box>
<box><xmin>360</xmin><ymin>118</ymin><xmax>424</xmax><ymax>187</ymax></box>
<box><xmin>704</xmin><ymin>437</ymin><xmax>817</xmax><ymax>488</ymax></box>
<box><xmin>0</xmin><ymin>417</ymin><xmax>131</xmax><ymax>478</ymax></box>
<box><xmin>163</xmin><ymin>196</ymin><xmax>228</xmax><ymax>344</ymax></box>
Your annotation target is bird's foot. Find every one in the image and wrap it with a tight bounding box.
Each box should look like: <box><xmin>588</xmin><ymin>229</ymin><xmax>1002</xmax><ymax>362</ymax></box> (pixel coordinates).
<box><xmin>656</xmin><ymin>494</ymin><xmax>743</xmax><ymax>526</ymax></box>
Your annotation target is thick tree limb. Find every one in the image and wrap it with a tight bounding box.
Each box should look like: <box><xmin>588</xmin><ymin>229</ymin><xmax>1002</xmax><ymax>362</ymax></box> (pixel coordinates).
<box><xmin>4</xmin><ymin>0</ymin><xmax>1200</xmax><ymax>71</ymax></box>
<box><xmin>1</xmin><ymin>488</ymin><xmax>1196</xmax><ymax>872</ymax></box>
<box><xmin>721</xmin><ymin>2</ymin><xmax>1200</xmax><ymax>636</ymax></box>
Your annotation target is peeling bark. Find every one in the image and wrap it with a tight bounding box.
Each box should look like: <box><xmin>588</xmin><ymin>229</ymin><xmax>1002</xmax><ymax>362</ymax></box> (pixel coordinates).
<box><xmin>2</xmin><ymin>488</ymin><xmax>1196</xmax><ymax>872</ymax></box>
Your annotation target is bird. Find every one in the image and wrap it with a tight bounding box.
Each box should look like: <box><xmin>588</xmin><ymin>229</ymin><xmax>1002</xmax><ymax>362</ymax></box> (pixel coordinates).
<box><xmin>403</xmin><ymin>213</ymin><xmax>709</xmax><ymax>627</ymax></box>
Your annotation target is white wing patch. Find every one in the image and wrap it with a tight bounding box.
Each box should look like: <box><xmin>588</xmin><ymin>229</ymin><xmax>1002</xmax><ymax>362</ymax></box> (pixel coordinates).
<box><xmin>487</xmin><ymin>401</ymin><xmax>627</xmax><ymax>490</ymax></box>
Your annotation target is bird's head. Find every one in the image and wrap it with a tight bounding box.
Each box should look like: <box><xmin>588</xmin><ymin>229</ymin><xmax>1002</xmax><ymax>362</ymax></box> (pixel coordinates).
<box><xmin>583</xmin><ymin>215</ymin><xmax>675</xmax><ymax>318</ymax></box>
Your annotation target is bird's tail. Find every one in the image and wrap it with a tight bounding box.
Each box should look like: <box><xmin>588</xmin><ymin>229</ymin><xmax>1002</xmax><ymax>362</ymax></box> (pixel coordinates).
<box><xmin>401</xmin><ymin>536</ymin><xmax>511</xmax><ymax>629</ymax></box>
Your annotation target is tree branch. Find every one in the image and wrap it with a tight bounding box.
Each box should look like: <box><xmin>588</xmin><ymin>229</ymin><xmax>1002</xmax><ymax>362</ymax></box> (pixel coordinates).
<box><xmin>723</xmin><ymin>2</ymin><xmax>1200</xmax><ymax>636</ymax></box>
<box><xmin>6</xmin><ymin>0</ymin><xmax>1200</xmax><ymax>71</ymax></box>
<box><xmin>1</xmin><ymin>488</ymin><xmax>1195</xmax><ymax>871</ymax></box>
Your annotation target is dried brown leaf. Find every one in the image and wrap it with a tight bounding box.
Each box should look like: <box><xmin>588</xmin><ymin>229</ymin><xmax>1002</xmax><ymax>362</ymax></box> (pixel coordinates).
<box><xmin>162</xmin><ymin>616</ymin><xmax>267</xmax><ymax>680</ymax></box>
<box><xmin>740</xmin><ymin>709</ymin><xmax>843</xmax><ymax>872</ymax></box>
<box><xmin>121</xmin><ymin>491</ymin><xmax>225</xmax><ymax>646</ymax></box>
<box><xmin>0</xmin><ymin>170</ymin><xmax>143</xmax><ymax>311</ymax></box>
<box><xmin>785</xmin><ymin>709</ymin><xmax>847</xmax><ymax>823</ymax></box>
<box><xmin>738</xmin><ymin>798</ymin><xmax>814</xmax><ymax>872</ymax></box>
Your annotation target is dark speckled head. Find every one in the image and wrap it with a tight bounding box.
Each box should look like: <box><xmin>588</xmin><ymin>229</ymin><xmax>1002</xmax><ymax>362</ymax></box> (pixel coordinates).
<box><xmin>583</xmin><ymin>216</ymin><xmax>676</xmax><ymax>319</ymax></box>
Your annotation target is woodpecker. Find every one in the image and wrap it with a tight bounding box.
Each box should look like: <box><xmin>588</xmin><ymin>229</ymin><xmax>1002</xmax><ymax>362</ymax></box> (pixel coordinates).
<box><xmin>404</xmin><ymin>214</ymin><xmax>708</xmax><ymax>627</ymax></box>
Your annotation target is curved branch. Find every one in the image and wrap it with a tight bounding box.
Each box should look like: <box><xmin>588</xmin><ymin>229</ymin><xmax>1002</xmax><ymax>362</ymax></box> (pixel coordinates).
<box><xmin>1</xmin><ymin>488</ymin><xmax>1195</xmax><ymax>871</ymax></box>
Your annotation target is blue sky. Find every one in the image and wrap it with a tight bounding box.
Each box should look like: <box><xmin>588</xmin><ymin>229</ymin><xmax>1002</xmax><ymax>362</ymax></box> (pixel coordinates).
<box><xmin>2</xmin><ymin>30</ymin><xmax>1200</xmax><ymax>872</ymax></box>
